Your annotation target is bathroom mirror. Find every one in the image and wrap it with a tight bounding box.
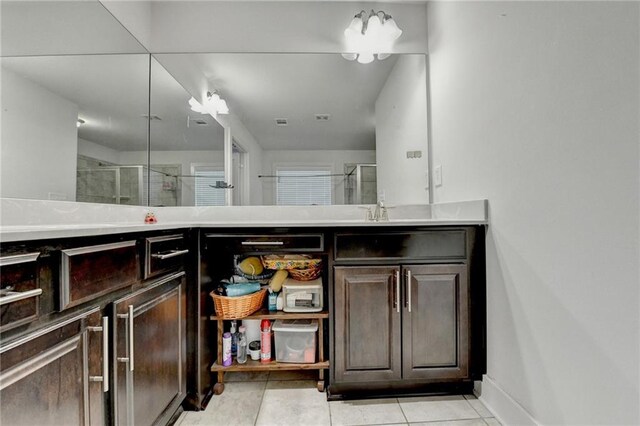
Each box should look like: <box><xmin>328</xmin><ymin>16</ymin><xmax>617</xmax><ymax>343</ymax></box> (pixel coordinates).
<box><xmin>0</xmin><ymin>0</ymin><xmax>152</xmax><ymax>206</ymax></box>
<box><xmin>153</xmin><ymin>53</ymin><xmax>429</xmax><ymax>206</ymax></box>
<box><xmin>1</xmin><ymin>54</ymin><xmax>150</xmax><ymax>204</ymax></box>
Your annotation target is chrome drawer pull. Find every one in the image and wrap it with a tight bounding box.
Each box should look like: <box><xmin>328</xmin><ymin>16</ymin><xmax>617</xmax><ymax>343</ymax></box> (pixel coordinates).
<box><xmin>241</xmin><ymin>241</ymin><xmax>284</xmax><ymax>246</ymax></box>
<box><xmin>151</xmin><ymin>249</ymin><xmax>189</xmax><ymax>260</ymax></box>
<box><xmin>0</xmin><ymin>288</ymin><xmax>42</xmax><ymax>306</ymax></box>
<box><xmin>88</xmin><ymin>316</ymin><xmax>110</xmax><ymax>392</ymax></box>
<box><xmin>0</xmin><ymin>252</ymin><xmax>40</xmax><ymax>267</ymax></box>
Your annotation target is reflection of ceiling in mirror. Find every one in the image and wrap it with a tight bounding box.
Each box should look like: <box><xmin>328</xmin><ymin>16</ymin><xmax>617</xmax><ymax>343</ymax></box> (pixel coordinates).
<box><xmin>150</xmin><ymin>59</ymin><xmax>225</xmax><ymax>152</ymax></box>
<box><xmin>1</xmin><ymin>55</ymin><xmax>149</xmax><ymax>151</ymax></box>
<box><xmin>156</xmin><ymin>53</ymin><xmax>399</xmax><ymax>151</ymax></box>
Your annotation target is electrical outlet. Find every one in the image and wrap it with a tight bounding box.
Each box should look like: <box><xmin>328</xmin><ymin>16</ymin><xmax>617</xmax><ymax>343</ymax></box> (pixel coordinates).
<box><xmin>434</xmin><ymin>165</ymin><xmax>443</xmax><ymax>187</ymax></box>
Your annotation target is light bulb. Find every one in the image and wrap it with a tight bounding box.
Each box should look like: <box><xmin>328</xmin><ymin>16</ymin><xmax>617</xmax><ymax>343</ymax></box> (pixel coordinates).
<box><xmin>341</xmin><ymin>53</ymin><xmax>358</xmax><ymax>61</ymax></box>
<box><xmin>189</xmin><ymin>97</ymin><xmax>203</xmax><ymax>113</ymax></box>
<box><xmin>382</xmin><ymin>17</ymin><xmax>402</xmax><ymax>41</ymax></box>
<box><xmin>357</xmin><ymin>52</ymin><xmax>374</xmax><ymax>64</ymax></box>
<box><xmin>344</xmin><ymin>16</ymin><xmax>363</xmax><ymax>39</ymax></box>
<box><xmin>217</xmin><ymin>99</ymin><xmax>229</xmax><ymax>114</ymax></box>
<box><xmin>366</xmin><ymin>14</ymin><xmax>382</xmax><ymax>41</ymax></box>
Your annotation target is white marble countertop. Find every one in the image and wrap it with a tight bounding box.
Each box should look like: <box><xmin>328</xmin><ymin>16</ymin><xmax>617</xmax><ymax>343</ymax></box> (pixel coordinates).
<box><xmin>0</xmin><ymin>199</ymin><xmax>488</xmax><ymax>242</ymax></box>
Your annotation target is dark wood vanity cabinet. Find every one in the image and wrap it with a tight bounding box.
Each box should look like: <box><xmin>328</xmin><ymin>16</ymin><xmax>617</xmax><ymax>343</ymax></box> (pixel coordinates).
<box><xmin>0</xmin><ymin>308</ymin><xmax>106</xmax><ymax>425</ymax></box>
<box><xmin>0</xmin><ymin>230</ymin><xmax>191</xmax><ymax>426</ymax></box>
<box><xmin>330</xmin><ymin>227</ymin><xmax>484</xmax><ymax>396</ymax></box>
<box><xmin>113</xmin><ymin>272</ymin><xmax>186</xmax><ymax>426</ymax></box>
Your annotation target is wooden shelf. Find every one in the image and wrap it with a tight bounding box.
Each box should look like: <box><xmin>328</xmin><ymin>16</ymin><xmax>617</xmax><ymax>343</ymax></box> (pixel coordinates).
<box><xmin>210</xmin><ymin>309</ymin><xmax>329</xmax><ymax>321</ymax></box>
<box><xmin>211</xmin><ymin>358</ymin><xmax>329</xmax><ymax>372</ymax></box>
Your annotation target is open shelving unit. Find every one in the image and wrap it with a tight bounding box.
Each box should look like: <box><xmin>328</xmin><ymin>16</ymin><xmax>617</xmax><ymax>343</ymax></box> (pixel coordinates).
<box><xmin>210</xmin><ymin>309</ymin><xmax>330</xmax><ymax>394</ymax></box>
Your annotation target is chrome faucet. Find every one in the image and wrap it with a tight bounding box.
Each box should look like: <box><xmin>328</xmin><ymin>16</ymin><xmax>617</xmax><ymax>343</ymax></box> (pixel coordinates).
<box><xmin>372</xmin><ymin>200</ymin><xmax>389</xmax><ymax>222</ymax></box>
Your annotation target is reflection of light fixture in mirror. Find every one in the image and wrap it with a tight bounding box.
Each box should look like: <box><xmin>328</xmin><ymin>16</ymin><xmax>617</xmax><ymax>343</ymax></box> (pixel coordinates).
<box><xmin>76</xmin><ymin>118</ymin><xmax>85</xmax><ymax>128</ymax></box>
<box><xmin>342</xmin><ymin>10</ymin><xmax>402</xmax><ymax>64</ymax></box>
<box><xmin>189</xmin><ymin>91</ymin><xmax>229</xmax><ymax>116</ymax></box>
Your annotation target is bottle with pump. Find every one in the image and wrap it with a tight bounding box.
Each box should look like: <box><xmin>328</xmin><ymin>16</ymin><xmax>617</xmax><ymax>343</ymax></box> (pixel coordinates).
<box><xmin>260</xmin><ymin>319</ymin><xmax>271</xmax><ymax>363</ymax></box>
<box><xmin>237</xmin><ymin>325</ymin><xmax>248</xmax><ymax>364</ymax></box>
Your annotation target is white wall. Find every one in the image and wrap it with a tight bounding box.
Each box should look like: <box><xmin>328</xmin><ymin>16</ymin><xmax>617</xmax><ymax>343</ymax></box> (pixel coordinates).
<box><xmin>77</xmin><ymin>138</ymin><xmax>120</xmax><ymax>165</ymax></box>
<box><xmin>375</xmin><ymin>55</ymin><xmax>429</xmax><ymax>205</ymax></box>
<box><xmin>1</xmin><ymin>67</ymin><xmax>79</xmax><ymax>201</ymax></box>
<box><xmin>262</xmin><ymin>150</ymin><xmax>375</xmax><ymax>205</ymax></box>
<box><xmin>428</xmin><ymin>2</ymin><xmax>640</xmax><ymax>425</ymax></box>
<box><xmin>144</xmin><ymin>1</ymin><xmax>428</xmax><ymax>54</ymax></box>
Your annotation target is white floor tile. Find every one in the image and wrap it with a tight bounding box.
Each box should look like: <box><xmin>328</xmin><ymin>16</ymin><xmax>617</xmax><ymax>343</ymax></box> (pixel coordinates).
<box><xmin>180</xmin><ymin>381</ymin><xmax>266</xmax><ymax>426</ymax></box>
<box><xmin>398</xmin><ymin>395</ymin><xmax>480</xmax><ymax>423</ymax></box>
<box><xmin>329</xmin><ymin>398</ymin><xmax>406</xmax><ymax>426</ymax></box>
<box><xmin>464</xmin><ymin>399</ymin><xmax>493</xmax><ymax>418</ymax></box>
<box><xmin>409</xmin><ymin>419</ymin><xmax>487</xmax><ymax>426</ymax></box>
<box><xmin>483</xmin><ymin>418</ymin><xmax>501</xmax><ymax>426</ymax></box>
<box><xmin>256</xmin><ymin>380</ymin><xmax>330</xmax><ymax>426</ymax></box>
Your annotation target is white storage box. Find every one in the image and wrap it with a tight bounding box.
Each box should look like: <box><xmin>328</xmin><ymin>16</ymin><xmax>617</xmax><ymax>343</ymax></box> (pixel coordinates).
<box><xmin>282</xmin><ymin>278</ymin><xmax>323</xmax><ymax>312</ymax></box>
<box><xmin>272</xmin><ymin>319</ymin><xmax>318</xmax><ymax>363</ymax></box>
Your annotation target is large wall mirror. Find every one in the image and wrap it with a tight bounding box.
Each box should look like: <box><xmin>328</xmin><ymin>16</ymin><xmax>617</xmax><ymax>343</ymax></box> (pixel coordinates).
<box><xmin>1</xmin><ymin>1</ymin><xmax>429</xmax><ymax>208</ymax></box>
<box><xmin>154</xmin><ymin>53</ymin><xmax>429</xmax><ymax>207</ymax></box>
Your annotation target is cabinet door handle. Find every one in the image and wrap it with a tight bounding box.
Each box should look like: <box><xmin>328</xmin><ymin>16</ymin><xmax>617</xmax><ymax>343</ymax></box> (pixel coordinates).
<box><xmin>117</xmin><ymin>305</ymin><xmax>135</xmax><ymax>371</ymax></box>
<box><xmin>151</xmin><ymin>249</ymin><xmax>189</xmax><ymax>260</ymax></box>
<box><xmin>0</xmin><ymin>288</ymin><xmax>42</xmax><ymax>306</ymax></box>
<box><xmin>128</xmin><ymin>305</ymin><xmax>134</xmax><ymax>372</ymax></box>
<box><xmin>394</xmin><ymin>270</ymin><xmax>400</xmax><ymax>313</ymax></box>
<box><xmin>407</xmin><ymin>270</ymin><xmax>412</xmax><ymax>313</ymax></box>
<box><xmin>241</xmin><ymin>241</ymin><xmax>284</xmax><ymax>246</ymax></box>
<box><xmin>88</xmin><ymin>316</ymin><xmax>109</xmax><ymax>392</ymax></box>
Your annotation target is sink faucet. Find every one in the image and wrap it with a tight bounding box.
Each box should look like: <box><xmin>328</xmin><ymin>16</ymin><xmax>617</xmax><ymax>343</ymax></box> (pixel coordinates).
<box><xmin>372</xmin><ymin>200</ymin><xmax>389</xmax><ymax>222</ymax></box>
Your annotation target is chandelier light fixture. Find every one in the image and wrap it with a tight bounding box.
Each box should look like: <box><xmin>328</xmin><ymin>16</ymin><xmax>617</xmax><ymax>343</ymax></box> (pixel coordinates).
<box><xmin>342</xmin><ymin>10</ymin><xmax>402</xmax><ymax>64</ymax></box>
<box><xmin>188</xmin><ymin>91</ymin><xmax>229</xmax><ymax>116</ymax></box>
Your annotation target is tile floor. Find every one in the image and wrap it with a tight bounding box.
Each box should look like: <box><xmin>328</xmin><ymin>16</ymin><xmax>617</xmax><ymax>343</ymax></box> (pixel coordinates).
<box><xmin>176</xmin><ymin>371</ymin><xmax>500</xmax><ymax>426</ymax></box>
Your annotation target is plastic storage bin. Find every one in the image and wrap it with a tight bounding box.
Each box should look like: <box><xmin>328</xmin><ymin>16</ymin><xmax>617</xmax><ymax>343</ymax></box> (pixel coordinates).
<box><xmin>272</xmin><ymin>319</ymin><xmax>318</xmax><ymax>363</ymax></box>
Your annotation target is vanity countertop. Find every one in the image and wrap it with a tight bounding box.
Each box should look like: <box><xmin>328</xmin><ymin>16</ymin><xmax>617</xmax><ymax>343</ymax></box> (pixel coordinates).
<box><xmin>0</xmin><ymin>199</ymin><xmax>487</xmax><ymax>242</ymax></box>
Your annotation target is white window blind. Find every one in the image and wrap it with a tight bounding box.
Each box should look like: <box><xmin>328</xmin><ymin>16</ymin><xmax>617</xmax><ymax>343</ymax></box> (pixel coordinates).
<box><xmin>276</xmin><ymin>168</ymin><xmax>332</xmax><ymax>206</ymax></box>
<box><xmin>193</xmin><ymin>166</ymin><xmax>225</xmax><ymax>206</ymax></box>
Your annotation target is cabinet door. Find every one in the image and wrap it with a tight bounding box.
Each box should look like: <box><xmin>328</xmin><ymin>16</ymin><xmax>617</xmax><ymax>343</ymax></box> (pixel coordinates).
<box><xmin>334</xmin><ymin>266</ymin><xmax>401</xmax><ymax>383</ymax></box>
<box><xmin>0</xmin><ymin>309</ymin><xmax>97</xmax><ymax>425</ymax></box>
<box><xmin>113</xmin><ymin>273</ymin><xmax>186</xmax><ymax>426</ymax></box>
<box><xmin>402</xmin><ymin>264</ymin><xmax>469</xmax><ymax>380</ymax></box>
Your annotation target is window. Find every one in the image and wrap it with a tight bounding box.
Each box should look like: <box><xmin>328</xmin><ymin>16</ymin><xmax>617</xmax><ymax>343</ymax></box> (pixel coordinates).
<box><xmin>193</xmin><ymin>165</ymin><xmax>225</xmax><ymax>206</ymax></box>
<box><xmin>276</xmin><ymin>167</ymin><xmax>332</xmax><ymax>205</ymax></box>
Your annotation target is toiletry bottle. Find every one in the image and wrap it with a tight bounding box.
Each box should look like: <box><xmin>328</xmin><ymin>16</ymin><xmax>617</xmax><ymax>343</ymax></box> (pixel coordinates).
<box><xmin>237</xmin><ymin>325</ymin><xmax>248</xmax><ymax>364</ymax></box>
<box><xmin>260</xmin><ymin>319</ymin><xmax>271</xmax><ymax>363</ymax></box>
<box><xmin>268</xmin><ymin>290</ymin><xmax>277</xmax><ymax>311</ymax></box>
<box><xmin>230</xmin><ymin>320</ymin><xmax>238</xmax><ymax>356</ymax></box>
<box><xmin>222</xmin><ymin>332</ymin><xmax>232</xmax><ymax>367</ymax></box>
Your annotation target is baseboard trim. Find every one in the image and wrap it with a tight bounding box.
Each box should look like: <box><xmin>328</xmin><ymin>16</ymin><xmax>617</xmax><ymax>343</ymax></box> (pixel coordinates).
<box><xmin>479</xmin><ymin>374</ymin><xmax>540</xmax><ymax>426</ymax></box>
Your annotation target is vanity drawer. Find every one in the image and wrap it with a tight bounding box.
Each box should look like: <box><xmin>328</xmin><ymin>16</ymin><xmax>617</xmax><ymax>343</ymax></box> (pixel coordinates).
<box><xmin>60</xmin><ymin>241</ymin><xmax>138</xmax><ymax>310</ymax></box>
<box><xmin>144</xmin><ymin>234</ymin><xmax>189</xmax><ymax>279</ymax></box>
<box><xmin>0</xmin><ymin>252</ymin><xmax>41</xmax><ymax>332</ymax></box>
<box><xmin>334</xmin><ymin>230</ymin><xmax>467</xmax><ymax>262</ymax></box>
<box><xmin>206</xmin><ymin>233</ymin><xmax>324</xmax><ymax>253</ymax></box>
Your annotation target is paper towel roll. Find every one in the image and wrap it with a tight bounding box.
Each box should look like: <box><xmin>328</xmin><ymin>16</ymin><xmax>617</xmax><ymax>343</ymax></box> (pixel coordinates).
<box><xmin>242</xmin><ymin>319</ymin><xmax>261</xmax><ymax>343</ymax></box>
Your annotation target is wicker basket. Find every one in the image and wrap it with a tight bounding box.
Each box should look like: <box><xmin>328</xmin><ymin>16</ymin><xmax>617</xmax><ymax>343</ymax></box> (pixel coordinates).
<box><xmin>261</xmin><ymin>255</ymin><xmax>322</xmax><ymax>270</ymax></box>
<box><xmin>210</xmin><ymin>288</ymin><xmax>267</xmax><ymax>319</ymax></box>
<box><xmin>288</xmin><ymin>265</ymin><xmax>322</xmax><ymax>281</ymax></box>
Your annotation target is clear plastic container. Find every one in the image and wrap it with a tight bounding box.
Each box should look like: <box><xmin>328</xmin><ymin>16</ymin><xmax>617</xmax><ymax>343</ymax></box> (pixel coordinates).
<box><xmin>272</xmin><ymin>319</ymin><xmax>318</xmax><ymax>364</ymax></box>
